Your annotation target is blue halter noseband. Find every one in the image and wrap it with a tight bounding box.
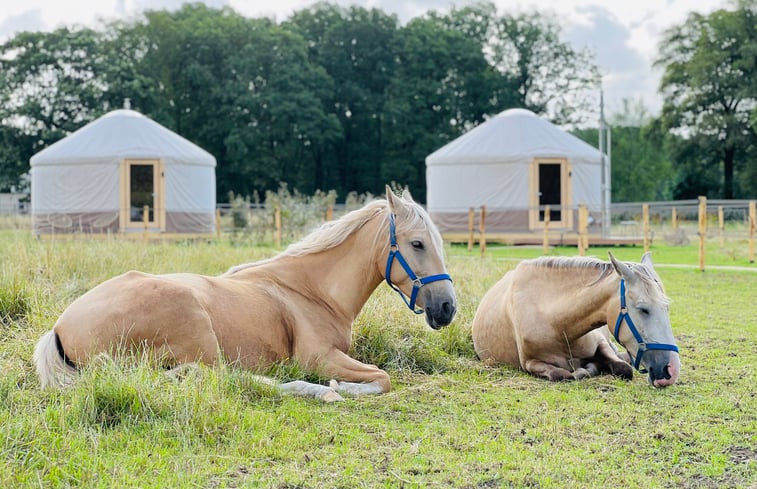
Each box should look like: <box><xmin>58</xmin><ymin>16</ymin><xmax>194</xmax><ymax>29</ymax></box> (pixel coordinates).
<box><xmin>385</xmin><ymin>213</ymin><xmax>452</xmax><ymax>314</ymax></box>
<box><xmin>613</xmin><ymin>279</ymin><xmax>679</xmax><ymax>373</ymax></box>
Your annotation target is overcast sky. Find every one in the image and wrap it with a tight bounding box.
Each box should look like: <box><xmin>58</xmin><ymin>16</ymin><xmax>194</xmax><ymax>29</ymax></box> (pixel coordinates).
<box><xmin>0</xmin><ymin>0</ymin><xmax>731</xmax><ymax>119</ymax></box>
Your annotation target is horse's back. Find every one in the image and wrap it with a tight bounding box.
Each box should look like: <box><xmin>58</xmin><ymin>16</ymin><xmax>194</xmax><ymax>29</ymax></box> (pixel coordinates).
<box><xmin>473</xmin><ymin>261</ymin><xmax>614</xmax><ymax>375</ymax></box>
<box><xmin>472</xmin><ymin>262</ymin><xmax>570</xmax><ymax>367</ymax></box>
<box><xmin>54</xmin><ymin>270</ymin><xmax>220</xmax><ymax>365</ymax></box>
<box><xmin>471</xmin><ymin>269</ymin><xmax>520</xmax><ymax>366</ymax></box>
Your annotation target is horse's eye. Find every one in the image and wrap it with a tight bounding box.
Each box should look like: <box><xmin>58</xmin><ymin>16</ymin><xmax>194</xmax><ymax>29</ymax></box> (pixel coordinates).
<box><xmin>411</xmin><ymin>240</ymin><xmax>424</xmax><ymax>250</ymax></box>
<box><xmin>638</xmin><ymin>306</ymin><xmax>650</xmax><ymax>315</ymax></box>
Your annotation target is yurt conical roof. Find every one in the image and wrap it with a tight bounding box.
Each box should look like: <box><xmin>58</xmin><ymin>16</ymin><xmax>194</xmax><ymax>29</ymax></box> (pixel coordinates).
<box><xmin>30</xmin><ymin>109</ymin><xmax>216</xmax><ymax>167</ymax></box>
<box><xmin>426</xmin><ymin>108</ymin><xmax>602</xmax><ymax>166</ymax></box>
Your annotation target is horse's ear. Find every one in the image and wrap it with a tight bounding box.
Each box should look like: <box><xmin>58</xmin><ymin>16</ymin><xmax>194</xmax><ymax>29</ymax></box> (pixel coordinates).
<box><xmin>386</xmin><ymin>185</ymin><xmax>406</xmax><ymax>215</ymax></box>
<box><xmin>401</xmin><ymin>187</ymin><xmax>414</xmax><ymax>202</ymax></box>
<box><xmin>608</xmin><ymin>252</ymin><xmax>634</xmax><ymax>280</ymax></box>
<box><xmin>640</xmin><ymin>251</ymin><xmax>664</xmax><ymax>284</ymax></box>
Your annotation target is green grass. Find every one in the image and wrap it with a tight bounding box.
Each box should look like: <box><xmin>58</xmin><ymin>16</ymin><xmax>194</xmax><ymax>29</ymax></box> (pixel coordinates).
<box><xmin>0</xmin><ymin>230</ymin><xmax>755</xmax><ymax>488</ymax></box>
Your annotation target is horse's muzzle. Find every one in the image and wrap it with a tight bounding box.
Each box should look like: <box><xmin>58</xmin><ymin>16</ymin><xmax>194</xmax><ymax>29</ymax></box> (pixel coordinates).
<box><xmin>418</xmin><ymin>281</ymin><xmax>456</xmax><ymax>329</ymax></box>
<box><xmin>646</xmin><ymin>350</ymin><xmax>680</xmax><ymax>388</ymax></box>
<box><xmin>424</xmin><ymin>298</ymin><xmax>456</xmax><ymax>329</ymax></box>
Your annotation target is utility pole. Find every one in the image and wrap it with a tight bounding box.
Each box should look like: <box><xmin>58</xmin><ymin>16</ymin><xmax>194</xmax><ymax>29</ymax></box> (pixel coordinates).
<box><xmin>598</xmin><ymin>90</ymin><xmax>612</xmax><ymax>237</ymax></box>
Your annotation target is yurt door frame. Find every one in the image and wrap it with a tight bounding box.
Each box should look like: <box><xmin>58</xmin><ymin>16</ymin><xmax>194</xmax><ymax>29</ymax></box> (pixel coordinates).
<box><xmin>528</xmin><ymin>157</ymin><xmax>572</xmax><ymax>230</ymax></box>
<box><xmin>119</xmin><ymin>159</ymin><xmax>165</xmax><ymax>232</ymax></box>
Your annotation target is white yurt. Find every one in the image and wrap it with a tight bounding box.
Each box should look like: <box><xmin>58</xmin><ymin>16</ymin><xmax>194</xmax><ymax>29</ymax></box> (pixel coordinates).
<box><xmin>426</xmin><ymin>108</ymin><xmax>606</xmax><ymax>234</ymax></box>
<box><xmin>30</xmin><ymin>109</ymin><xmax>216</xmax><ymax>235</ymax></box>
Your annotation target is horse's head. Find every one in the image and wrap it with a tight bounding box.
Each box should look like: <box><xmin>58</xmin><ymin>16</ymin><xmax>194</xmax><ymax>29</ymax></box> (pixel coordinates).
<box><xmin>383</xmin><ymin>186</ymin><xmax>456</xmax><ymax>329</ymax></box>
<box><xmin>608</xmin><ymin>252</ymin><xmax>680</xmax><ymax>388</ymax></box>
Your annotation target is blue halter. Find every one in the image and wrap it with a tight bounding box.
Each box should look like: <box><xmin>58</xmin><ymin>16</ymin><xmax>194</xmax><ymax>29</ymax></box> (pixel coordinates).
<box><xmin>613</xmin><ymin>279</ymin><xmax>679</xmax><ymax>373</ymax></box>
<box><xmin>385</xmin><ymin>213</ymin><xmax>452</xmax><ymax>314</ymax></box>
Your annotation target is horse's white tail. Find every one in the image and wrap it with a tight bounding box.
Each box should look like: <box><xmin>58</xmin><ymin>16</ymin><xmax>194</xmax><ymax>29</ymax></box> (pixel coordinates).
<box><xmin>34</xmin><ymin>330</ymin><xmax>77</xmax><ymax>389</ymax></box>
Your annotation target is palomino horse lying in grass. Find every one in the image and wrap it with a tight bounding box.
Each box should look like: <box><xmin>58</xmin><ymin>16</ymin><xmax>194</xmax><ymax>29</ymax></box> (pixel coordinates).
<box><xmin>34</xmin><ymin>187</ymin><xmax>456</xmax><ymax>401</ymax></box>
<box><xmin>472</xmin><ymin>252</ymin><xmax>680</xmax><ymax>388</ymax></box>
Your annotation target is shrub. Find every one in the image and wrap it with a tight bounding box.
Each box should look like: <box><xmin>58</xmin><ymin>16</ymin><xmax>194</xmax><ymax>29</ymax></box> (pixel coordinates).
<box><xmin>0</xmin><ymin>278</ymin><xmax>32</xmax><ymax>325</ymax></box>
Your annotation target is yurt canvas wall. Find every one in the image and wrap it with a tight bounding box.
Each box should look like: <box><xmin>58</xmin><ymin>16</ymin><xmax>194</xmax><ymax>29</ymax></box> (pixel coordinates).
<box><xmin>30</xmin><ymin>109</ymin><xmax>216</xmax><ymax>235</ymax></box>
<box><xmin>425</xmin><ymin>108</ymin><xmax>606</xmax><ymax>234</ymax></box>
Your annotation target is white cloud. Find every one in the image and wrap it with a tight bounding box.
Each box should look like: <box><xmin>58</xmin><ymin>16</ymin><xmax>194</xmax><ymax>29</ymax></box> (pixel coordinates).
<box><xmin>0</xmin><ymin>9</ymin><xmax>46</xmax><ymax>39</ymax></box>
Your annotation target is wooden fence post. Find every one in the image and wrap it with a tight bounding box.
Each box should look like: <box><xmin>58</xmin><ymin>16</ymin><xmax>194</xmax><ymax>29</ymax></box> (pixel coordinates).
<box><xmin>543</xmin><ymin>206</ymin><xmax>550</xmax><ymax>254</ymax></box>
<box><xmin>479</xmin><ymin>205</ymin><xmax>486</xmax><ymax>258</ymax></box>
<box><xmin>215</xmin><ymin>208</ymin><xmax>221</xmax><ymax>239</ymax></box>
<box><xmin>642</xmin><ymin>203</ymin><xmax>650</xmax><ymax>253</ymax></box>
<box><xmin>718</xmin><ymin>205</ymin><xmax>724</xmax><ymax>247</ymax></box>
<box><xmin>698</xmin><ymin>196</ymin><xmax>707</xmax><ymax>271</ymax></box>
<box><xmin>274</xmin><ymin>205</ymin><xmax>282</xmax><ymax>248</ymax></box>
<box><xmin>467</xmin><ymin>207</ymin><xmax>475</xmax><ymax>252</ymax></box>
<box><xmin>672</xmin><ymin>207</ymin><xmax>677</xmax><ymax>230</ymax></box>
<box><xmin>143</xmin><ymin>205</ymin><xmax>149</xmax><ymax>242</ymax></box>
<box><xmin>578</xmin><ymin>204</ymin><xmax>588</xmax><ymax>256</ymax></box>
<box><xmin>749</xmin><ymin>200</ymin><xmax>755</xmax><ymax>264</ymax></box>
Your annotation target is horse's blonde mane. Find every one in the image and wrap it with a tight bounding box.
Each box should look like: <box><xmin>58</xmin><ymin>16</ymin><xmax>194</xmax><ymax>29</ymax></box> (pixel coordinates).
<box><xmin>528</xmin><ymin>256</ymin><xmax>611</xmax><ymax>273</ymax></box>
<box><xmin>526</xmin><ymin>256</ymin><xmax>669</xmax><ymax>305</ymax></box>
<box><xmin>225</xmin><ymin>196</ymin><xmax>439</xmax><ymax>275</ymax></box>
<box><xmin>283</xmin><ymin>200</ymin><xmax>387</xmax><ymax>257</ymax></box>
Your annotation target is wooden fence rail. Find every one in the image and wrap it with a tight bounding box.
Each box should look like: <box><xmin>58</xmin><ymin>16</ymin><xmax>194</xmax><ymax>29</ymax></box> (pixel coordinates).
<box><xmin>698</xmin><ymin>196</ymin><xmax>707</xmax><ymax>271</ymax></box>
<box><xmin>750</xmin><ymin>201</ymin><xmax>756</xmax><ymax>264</ymax></box>
<box><xmin>453</xmin><ymin>199</ymin><xmax>755</xmax><ymax>267</ymax></box>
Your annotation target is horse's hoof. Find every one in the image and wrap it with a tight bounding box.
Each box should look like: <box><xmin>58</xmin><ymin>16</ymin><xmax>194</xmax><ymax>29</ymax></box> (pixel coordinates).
<box><xmin>547</xmin><ymin>372</ymin><xmax>574</xmax><ymax>382</ymax></box>
<box><xmin>612</xmin><ymin>362</ymin><xmax>634</xmax><ymax>380</ymax></box>
<box><xmin>321</xmin><ymin>390</ymin><xmax>344</xmax><ymax>403</ymax></box>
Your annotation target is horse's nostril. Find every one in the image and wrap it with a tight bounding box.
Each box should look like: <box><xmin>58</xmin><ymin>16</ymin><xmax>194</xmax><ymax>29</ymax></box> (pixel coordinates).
<box><xmin>442</xmin><ymin>301</ymin><xmax>454</xmax><ymax>316</ymax></box>
<box><xmin>650</xmin><ymin>363</ymin><xmax>671</xmax><ymax>381</ymax></box>
<box><xmin>662</xmin><ymin>365</ymin><xmax>672</xmax><ymax>380</ymax></box>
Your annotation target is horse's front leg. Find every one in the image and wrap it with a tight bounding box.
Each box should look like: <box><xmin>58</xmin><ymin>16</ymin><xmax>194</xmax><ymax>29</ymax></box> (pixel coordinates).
<box><xmin>595</xmin><ymin>339</ymin><xmax>633</xmax><ymax>379</ymax></box>
<box><xmin>523</xmin><ymin>358</ymin><xmax>576</xmax><ymax>381</ymax></box>
<box><xmin>317</xmin><ymin>349</ymin><xmax>391</xmax><ymax>397</ymax></box>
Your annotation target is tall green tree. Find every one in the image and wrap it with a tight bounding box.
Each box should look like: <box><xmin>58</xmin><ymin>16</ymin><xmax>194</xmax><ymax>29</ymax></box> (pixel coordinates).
<box><xmin>0</xmin><ymin>1</ymin><xmax>605</xmax><ymax>202</ymax></box>
<box><xmin>103</xmin><ymin>4</ymin><xmax>340</xmax><ymax>197</ymax></box>
<box><xmin>219</xmin><ymin>24</ymin><xmax>342</xmax><ymax>195</ymax></box>
<box><xmin>656</xmin><ymin>2</ymin><xmax>757</xmax><ymax>198</ymax></box>
<box><xmin>0</xmin><ymin>26</ymin><xmax>110</xmax><ymax>185</ymax></box>
<box><xmin>286</xmin><ymin>4</ymin><xmax>401</xmax><ymax>195</ymax></box>
<box><xmin>0</xmin><ymin>126</ymin><xmax>33</xmax><ymax>191</ymax></box>
<box><xmin>442</xmin><ymin>2</ymin><xmax>600</xmax><ymax>125</ymax></box>
<box><xmin>381</xmin><ymin>16</ymin><xmax>507</xmax><ymax>200</ymax></box>
<box><xmin>105</xmin><ymin>5</ymin><xmax>267</xmax><ymax>194</ymax></box>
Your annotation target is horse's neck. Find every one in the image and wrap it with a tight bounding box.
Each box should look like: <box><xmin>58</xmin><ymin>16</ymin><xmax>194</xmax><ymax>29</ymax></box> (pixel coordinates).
<box><xmin>237</xmin><ymin>218</ymin><xmax>386</xmax><ymax>322</ymax></box>
<box><xmin>550</xmin><ymin>268</ymin><xmax>621</xmax><ymax>340</ymax></box>
<box><xmin>301</xmin><ymin>229</ymin><xmax>386</xmax><ymax>318</ymax></box>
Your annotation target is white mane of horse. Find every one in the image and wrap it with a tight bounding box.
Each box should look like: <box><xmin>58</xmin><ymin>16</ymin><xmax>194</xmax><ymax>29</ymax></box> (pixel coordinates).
<box><xmin>226</xmin><ymin>197</ymin><xmax>438</xmax><ymax>275</ymax></box>
<box><xmin>526</xmin><ymin>256</ymin><xmax>669</xmax><ymax>305</ymax></box>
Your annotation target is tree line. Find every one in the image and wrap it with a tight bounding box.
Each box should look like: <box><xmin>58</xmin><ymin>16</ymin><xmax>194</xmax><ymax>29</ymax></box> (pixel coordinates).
<box><xmin>0</xmin><ymin>1</ymin><xmax>754</xmax><ymax>202</ymax></box>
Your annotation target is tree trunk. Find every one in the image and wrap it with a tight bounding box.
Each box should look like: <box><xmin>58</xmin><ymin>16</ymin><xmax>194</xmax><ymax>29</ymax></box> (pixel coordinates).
<box><xmin>723</xmin><ymin>145</ymin><xmax>734</xmax><ymax>199</ymax></box>
<box><xmin>314</xmin><ymin>150</ymin><xmax>323</xmax><ymax>191</ymax></box>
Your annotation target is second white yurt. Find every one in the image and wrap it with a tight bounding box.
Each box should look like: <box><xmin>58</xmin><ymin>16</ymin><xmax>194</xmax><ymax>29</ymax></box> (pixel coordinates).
<box><xmin>426</xmin><ymin>108</ymin><xmax>606</xmax><ymax>234</ymax></box>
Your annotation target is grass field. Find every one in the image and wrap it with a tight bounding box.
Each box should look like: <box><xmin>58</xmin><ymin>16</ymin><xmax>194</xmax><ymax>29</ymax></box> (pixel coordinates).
<box><xmin>0</xmin><ymin>231</ymin><xmax>755</xmax><ymax>488</ymax></box>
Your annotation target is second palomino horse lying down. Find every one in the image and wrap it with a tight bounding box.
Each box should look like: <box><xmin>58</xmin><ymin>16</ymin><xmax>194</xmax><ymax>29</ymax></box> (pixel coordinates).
<box><xmin>472</xmin><ymin>252</ymin><xmax>680</xmax><ymax>388</ymax></box>
<box><xmin>34</xmin><ymin>187</ymin><xmax>456</xmax><ymax>401</ymax></box>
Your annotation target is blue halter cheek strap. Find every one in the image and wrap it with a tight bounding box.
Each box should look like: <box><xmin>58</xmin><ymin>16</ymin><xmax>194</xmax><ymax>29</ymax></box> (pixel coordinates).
<box><xmin>613</xmin><ymin>278</ymin><xmax>679</xmax><ymax>373</ymax></box>
<box><xmin>385</xmin><ymin>213</ymin><xmax>452</xmax><ymax>314</ymax></box>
